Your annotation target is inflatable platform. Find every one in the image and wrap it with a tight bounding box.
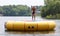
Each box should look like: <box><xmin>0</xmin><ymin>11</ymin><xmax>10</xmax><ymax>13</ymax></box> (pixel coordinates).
<box><xmin>5</xmin><ymin>21</ymin><xmax>56</xmax><ymax>31</ymax></box>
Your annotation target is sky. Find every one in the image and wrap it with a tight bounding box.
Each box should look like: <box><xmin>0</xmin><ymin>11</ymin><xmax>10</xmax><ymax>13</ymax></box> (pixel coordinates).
<box><xmin>0</xmin><ymin>0</ymin><xmax>44</xmax><ymax>7</ymax></box>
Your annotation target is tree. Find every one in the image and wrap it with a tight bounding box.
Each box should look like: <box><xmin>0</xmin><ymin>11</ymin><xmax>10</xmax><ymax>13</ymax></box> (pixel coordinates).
<box><xmin>41</xmin><ymin>0</ymin><xmax>60</xmax><ymax>17</ymax></box>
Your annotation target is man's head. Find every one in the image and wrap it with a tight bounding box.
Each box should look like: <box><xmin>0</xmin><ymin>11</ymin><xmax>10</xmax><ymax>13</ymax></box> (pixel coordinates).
<box><xmin>31</xmin><ymin>6</ymin><xmax>36</xmax><ymax>9</ymax></box>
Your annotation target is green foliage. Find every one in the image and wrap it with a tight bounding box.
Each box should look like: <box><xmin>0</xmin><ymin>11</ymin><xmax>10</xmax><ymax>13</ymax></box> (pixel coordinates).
<box><xmin>0</xmin><ymin>5</ymin><xmax>31</xmax><ymax>16</ymax></box>
<box><xmin>41</xmin><ymin>0</ymin><xmax>60</xmax><ymax>18</ymax></box>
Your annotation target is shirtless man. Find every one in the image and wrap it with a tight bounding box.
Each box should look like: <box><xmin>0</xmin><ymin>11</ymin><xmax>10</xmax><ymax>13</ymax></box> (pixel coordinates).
<box><xmin>31</xmin><ymin>6</ymin><xmax>36</xmax><ymax>21</ymax></box>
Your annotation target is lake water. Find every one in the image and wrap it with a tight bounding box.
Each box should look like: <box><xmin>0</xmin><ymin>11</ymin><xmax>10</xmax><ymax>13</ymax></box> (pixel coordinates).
<box><xmin>0</xmin><ymin>16</ymin><xmax>60</xmax><ymax>36</ymax></box>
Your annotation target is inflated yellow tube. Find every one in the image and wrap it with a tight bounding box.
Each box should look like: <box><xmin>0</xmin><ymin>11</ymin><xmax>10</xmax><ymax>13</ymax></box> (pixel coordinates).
<box><xmin>5</xmin><ymin>21</ymin><xmax>56</xmax><ymax>31</ymax></box>
<box><xmin>38</xmin><ymin>21</ymin><xmax>56</xmax><ymax>31</ymax></box>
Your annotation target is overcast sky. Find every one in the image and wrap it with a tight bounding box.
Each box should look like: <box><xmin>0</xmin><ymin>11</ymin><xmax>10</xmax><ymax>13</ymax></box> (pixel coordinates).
<box><xmin>0</xmin><ymin>0</ymin><xmax>44</xmax><ymax>7</ymax></box>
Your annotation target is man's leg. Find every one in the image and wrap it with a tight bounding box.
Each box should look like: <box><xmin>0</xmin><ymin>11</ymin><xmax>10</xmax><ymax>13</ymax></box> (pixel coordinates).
<box><xmin>32</xmin><ymin>14</ymin><xmax>33</xmax><ymax>20</ymax></box>
<box><xmin>34</xmin><ymin>14</ymin><xmax>35</xmax><ymax>21</ymax></box>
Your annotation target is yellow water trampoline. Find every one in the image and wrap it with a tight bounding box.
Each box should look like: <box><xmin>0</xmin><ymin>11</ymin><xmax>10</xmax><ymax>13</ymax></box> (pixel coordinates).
<box><xmin>5</xmin><ymin>21</ymin><xmax>56</xmax><ymax>31</ymax></box>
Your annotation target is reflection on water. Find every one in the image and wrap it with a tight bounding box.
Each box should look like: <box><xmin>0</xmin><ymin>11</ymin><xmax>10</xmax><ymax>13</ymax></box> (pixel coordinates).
<box><xmin>5</xmin><ymin>30</ymin><xmax>55</xmax><ymax>34</ymax></box>
<box><xmin>0</xmin><ymin>16</ymin><xmax>60</xmax><ymax>36</ymax></box>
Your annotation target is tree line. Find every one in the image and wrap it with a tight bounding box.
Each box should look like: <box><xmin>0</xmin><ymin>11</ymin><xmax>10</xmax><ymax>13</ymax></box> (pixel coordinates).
<box><xmin>0</xmin><ymin>5</ymin><xmax>31</xmax><ymax>16</ymax></box>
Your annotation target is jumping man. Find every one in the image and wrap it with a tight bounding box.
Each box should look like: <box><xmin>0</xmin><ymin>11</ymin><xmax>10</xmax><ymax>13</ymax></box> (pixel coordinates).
<box><xmin>31</xmin><ymin>6</ymin><xmax>36</xmax><ymax>21</ymax></box>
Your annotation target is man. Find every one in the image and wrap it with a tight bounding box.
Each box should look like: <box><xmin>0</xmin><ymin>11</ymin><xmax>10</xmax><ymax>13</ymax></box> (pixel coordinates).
<box><xmin>31</xmin><ymin>6</ymin><xmax>36</xmax><ymax>21</ymax></box>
